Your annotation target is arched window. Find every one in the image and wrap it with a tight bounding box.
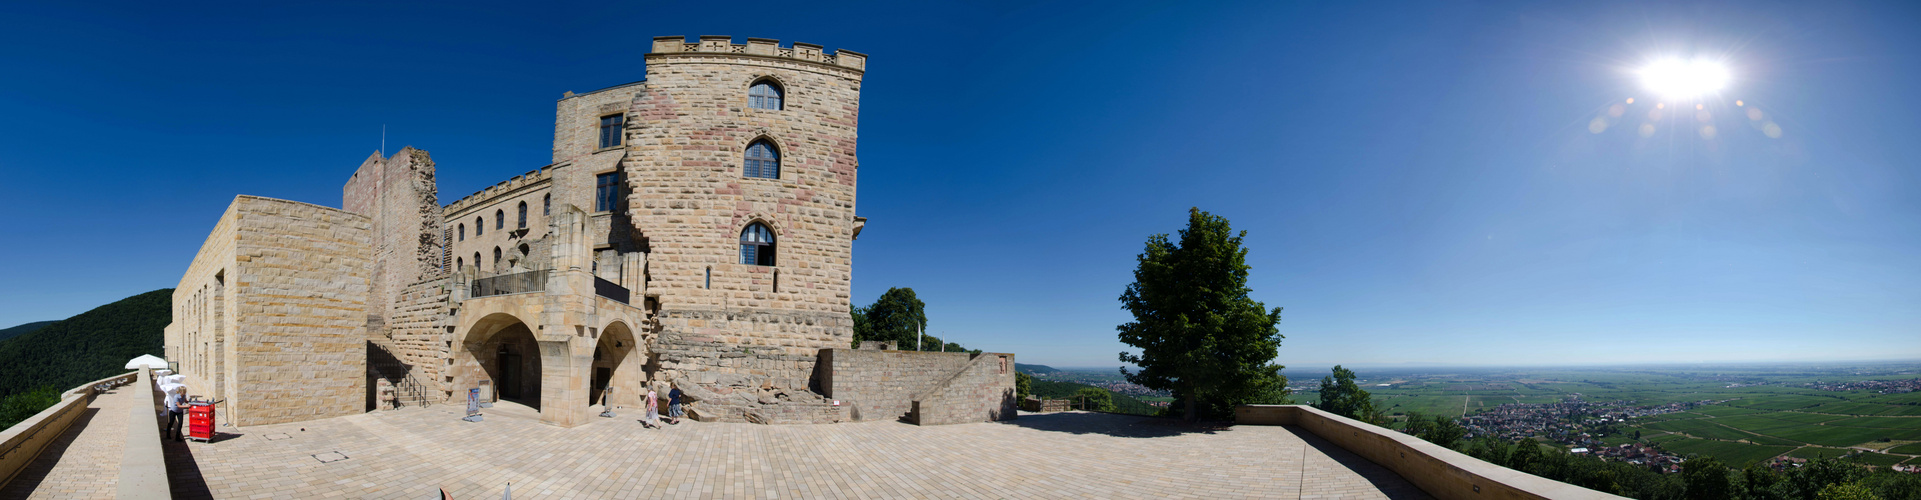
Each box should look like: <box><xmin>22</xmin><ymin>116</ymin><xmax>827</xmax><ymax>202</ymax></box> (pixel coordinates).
<box><xmin>517</xmin><ymin>202</ymin><xmax>528</xmax><ymax>229</ymax></box>
<box><xmin>456</xmin><ymin>257</ymin><xmax>463</xmax><ymax>270</ymax></box>
<box><xmin>744</xmin><ymin>141</ymin><xmax>779</xmax><ymax>179</ymax></box>
<box><xmin>749</xmin><ymin>80</ymin><xmax>783</xmax><ymax>110</ymax></box>
<box><xmin>475</xmin><ymin>217</ymin><xmax>484</xmax><ymax>236</ymax></box>
<box><xmin>493</xmin><ymin>247</ymin><xmax>502</xmax><ymax>268</ymax></box>
<box><xmin>458</xmin><ymin>224</ymin><xmax>465</xmax><ymax>241</ymax></box>
<box><xmin>740</xmin><ymin>223</ymin><xmax>776</xmax><ymax>266</ymax></box>
<box><xmin>543</xmin><ymin>194</ymin><xmax>551</xmax><ymax>216</ymax></box>
<box><xmin>473</xmin><ymin>252</ymin><xmax>482</xmax><ymax>271</ymax></box>
<box><xmin>495</xmin><ymin>210</ymin><xmax>504</xmax><ymax>230</ymax></box>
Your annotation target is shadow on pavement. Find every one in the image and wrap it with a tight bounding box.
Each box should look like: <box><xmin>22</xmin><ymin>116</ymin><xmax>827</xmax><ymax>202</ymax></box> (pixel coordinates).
<box><xmin>998</xmin><ymin>411</ymin><xmax>1228</xmax><ymax>438</ymax></box>
<box><xmin>162</xmin><ymin>430</ymin><xmax>214</xmax><ymax>498</ymax></box>
<box><xmin>0</xmin><ymin>406</ymin><xmax>99</xmax><ymax>499</ymax></box>
<box><xmin>1286</xmin><ymin>426</ymin><xmax>1435</xmax><ymax>500</ymax></box>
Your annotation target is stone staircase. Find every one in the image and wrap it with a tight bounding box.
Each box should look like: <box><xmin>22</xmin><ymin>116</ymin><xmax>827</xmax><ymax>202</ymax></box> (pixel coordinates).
<box><xmin>369</xmin><ymin>339</ymin><xmax>436</xmax><ymax>409</ymax></box>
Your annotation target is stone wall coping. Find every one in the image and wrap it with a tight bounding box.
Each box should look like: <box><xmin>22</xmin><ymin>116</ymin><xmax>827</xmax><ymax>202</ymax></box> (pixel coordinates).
<box><xmin>647</xmin><ymin>35</ymin><xmax>866</xmax><ymax>72</ymax></box>
<box><xmin>444</xmin><ymin>165</ymin><xmax>555</xmax><ymax>217</ymax></box>
<box><xmin>119</xmin><ymin>367</ymin><xmax>170</xmax><ymax>499</ymax></box>
<box><xmin>233</xmin><ymin>194</ymin><xmax>367</xmax><ymax>219</ymax></box>
<box><xmin>559</xmin><ymin>80</ymin><xmax>647</xmax><ymax>101</ymax></box>
<box><xmin>1236</xmin><ymin>405</ymin><xmax>1624</xmax><ymax>500</ymax></box>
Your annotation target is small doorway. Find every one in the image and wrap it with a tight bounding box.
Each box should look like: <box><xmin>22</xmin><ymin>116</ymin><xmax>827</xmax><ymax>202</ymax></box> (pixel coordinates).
<box><xmin>592</xmin><ymin>367</ymin><xmax>611</xmax><ymax>406</ymax></box>
<box><xmin>498</xmin><ymin>345</ymin><xmax>522</xmax><ymax>400</ymax></box>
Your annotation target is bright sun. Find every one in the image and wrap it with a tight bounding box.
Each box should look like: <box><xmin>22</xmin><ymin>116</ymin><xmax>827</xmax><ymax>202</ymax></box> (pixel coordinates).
<box><xmin>1638</xmin><ymin>58</ymin><xmax>1730</xmax><ymax>100</ymax></box>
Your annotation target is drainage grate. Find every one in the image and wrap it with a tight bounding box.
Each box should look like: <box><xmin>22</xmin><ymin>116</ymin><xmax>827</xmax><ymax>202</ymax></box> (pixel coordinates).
<box><xmin>312</xmin><ymin>452</ymin><xmax>348</xmax><ymax>463</ymax></box>
<box><xmin>264</xmin><ymin>433</ymin><xmax>292</xmax><ymax>441</ymax></box>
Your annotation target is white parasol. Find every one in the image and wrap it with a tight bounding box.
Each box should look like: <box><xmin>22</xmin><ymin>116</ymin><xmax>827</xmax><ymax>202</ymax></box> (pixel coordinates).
<box><xmin>125</xmin><ymin>354</ymin><xmax>167</xmax><ymax>370</ymax></box>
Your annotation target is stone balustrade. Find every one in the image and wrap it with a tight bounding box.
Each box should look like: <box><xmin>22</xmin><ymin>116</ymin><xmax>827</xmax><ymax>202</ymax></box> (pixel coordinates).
<box><xmin>1236</xmin><ymin>405</ymin><xmax>1625</xmax><ymax>500</ymax></box>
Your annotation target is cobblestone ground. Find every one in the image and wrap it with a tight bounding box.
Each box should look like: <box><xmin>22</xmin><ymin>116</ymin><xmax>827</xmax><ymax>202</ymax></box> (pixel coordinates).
<box><xmin>162</xmin><ymin>403</ymin><xmax>1429</xmax><ymax>499</ymax></box>
<box><xmin>0</xmin><ymin>386</ymin><xmax>139</xmax><ymax>500</ymax></box>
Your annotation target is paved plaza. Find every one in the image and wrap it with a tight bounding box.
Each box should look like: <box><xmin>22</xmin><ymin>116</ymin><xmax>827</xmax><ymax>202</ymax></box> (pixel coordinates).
<box><xmin>0</xmin><ymin>386</ymin><xmax>139</xmax><ymax>500</ymax></box>
<box><xmin>146</xmin><ymin>402</ymin><xmax>1428</xmax><ymax>499</ymax></box>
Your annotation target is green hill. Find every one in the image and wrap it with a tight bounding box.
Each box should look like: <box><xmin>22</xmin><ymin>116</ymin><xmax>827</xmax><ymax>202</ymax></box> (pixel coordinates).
<box><xmin>0</xmin><ymin>321</ymin><xmax>55</xmax><ymax>343</ymax></box>
<box><xmin>1029</xmin><ymin>379</ymin><xmax>1162</xmax><ymax>416</ymax></box>
<box><xmin>1015</xmin><ymin>363</ymin><xmax>1059</xmax><ymax>375</ymax></box>
<box><xmin>0</xmin><ymin>289</ymin><xmax>172</xmax><ymax>397</ymax></box>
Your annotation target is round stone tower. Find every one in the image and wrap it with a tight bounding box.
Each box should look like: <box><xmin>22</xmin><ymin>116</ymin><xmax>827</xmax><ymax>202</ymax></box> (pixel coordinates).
<box><xmin>622</xmin><ymin>36</ymin><xmax>868</xmax><ymax>406</ymax></box>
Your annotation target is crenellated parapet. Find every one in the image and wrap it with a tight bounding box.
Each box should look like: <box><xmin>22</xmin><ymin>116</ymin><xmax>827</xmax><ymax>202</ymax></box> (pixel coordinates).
<box><xmin>443</xmin><ymin>165</ymin><xmax>554</xmax><ymax>217</ymax></box>
<box><xmin>649</xmin><ymin>35</ymin><xmax>866</xmax><ymax>72</ymax></box>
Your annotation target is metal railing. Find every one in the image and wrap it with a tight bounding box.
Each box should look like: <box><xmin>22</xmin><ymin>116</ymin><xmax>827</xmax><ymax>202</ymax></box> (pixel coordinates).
<box><xmin>472</xmin><ymin>270</ymin><xmax>545</xmax><ymax>298</ymax></box>
<box><xmin>594</xmin><ymin>276</ymin><xmax>630</xmax><ymax>303</ymax></box>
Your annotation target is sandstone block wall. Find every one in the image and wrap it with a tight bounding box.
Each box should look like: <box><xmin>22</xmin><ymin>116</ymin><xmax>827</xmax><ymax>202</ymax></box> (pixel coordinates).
<box><xmin>910</xmin><ymin>353</ymin><xmax>1017</xmax><ymax>426</ymax></box>
<box><xmin>625</xmin><ymin>37</ymin><xmax>866</xmax><ymax>365</ymax></box>
<box><xmin>819</xmin><ymin>349</ymin><xmax>972</xmax><ymax>422</ymax></box>
<box><xmin>343</xmin><ymin>148</ymin><xmax>445</xmax><ymax>333</ymax></box>
<box><xmin>229</xmin><ymin>196</ymin><xmax>371</xmax><ymax>425</ymax></box>
<box><xmin>167</xmin><ymin>200</ymin><xmax>241</xmax><ymax>404</ymax></box>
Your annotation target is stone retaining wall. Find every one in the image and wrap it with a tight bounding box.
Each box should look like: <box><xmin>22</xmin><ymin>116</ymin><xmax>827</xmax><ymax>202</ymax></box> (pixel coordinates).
<box><xmin>818</xmin><ymin>349</ymin><xmax>971</xmax><ymax>422</ymax></box>
<box><xmin>910</xmin><ymin>353</ymin><xmax>1017</xmax><ymax>425</ymax></box>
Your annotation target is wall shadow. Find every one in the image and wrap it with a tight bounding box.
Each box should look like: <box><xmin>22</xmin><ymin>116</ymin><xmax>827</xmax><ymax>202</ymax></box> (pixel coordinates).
<box><xmin>1285</xmin><ymin>426</ymin><xmax>1434</xmax><ymax>499</ymax></box>
<box><xmin>0</xmin><ymin>406</ymin><xmax>98</xmax><ymax>497</ymax></box>
<box><xmin>163</xmin><ymin>431</ymin><xmax>214</xmax><ymax>498</ymax></box>
<box><xmin>997</xmin><ymin>411</ymin><xmax>1227</xmax><ymax>438</ymax></box>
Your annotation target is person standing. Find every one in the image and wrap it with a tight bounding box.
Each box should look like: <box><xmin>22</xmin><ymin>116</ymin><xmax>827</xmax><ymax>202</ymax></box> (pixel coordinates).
<box><xmin>667</xmin><ymin>384</ymin><xmax>684</xmax><ymax>424</ymax></box>
<box><xmin>640</xmin><ymin>388</ymin><xmax>660</xmax><ymax>429</ymax></box>
<box><xmin>163</xmin><ymin>386</ymin><xmax>186</xmax><ymax>442</ymax></box>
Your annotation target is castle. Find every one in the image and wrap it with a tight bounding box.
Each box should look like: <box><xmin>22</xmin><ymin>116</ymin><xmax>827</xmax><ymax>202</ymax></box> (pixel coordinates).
<box><xmin>162</xmin><ymin>36</ymin><xmax>1016</xmax><ymax>428</ymax></box>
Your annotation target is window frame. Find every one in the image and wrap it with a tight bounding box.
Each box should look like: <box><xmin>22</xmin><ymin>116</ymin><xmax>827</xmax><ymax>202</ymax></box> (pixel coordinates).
<box><xmin>744</xmin><ymin>140</ymin><xmax>780</xmax><ymax>180</ymax></box>
<box><xmin>748</xmin><ymin>79</ymin><xmax>784</xmax><ymax>111</ymax></box>
<box><xmin>739</xmin><ymin>222</ymin><xmax>777</xmax><ymax>266</ymax></box>
<box><xmin>598</xmin><ymin>114</ymin><xmax>625</xmax><ymax>149</ymax></box>
<box><xmin>495</xmin><ymin>210</ymin><xmax>504</xmax><ymax>230</ymax></box>
<box><xmin>595</xmin><ymin>171</ymin><xmax>623</xmax><ymax>212</ymax></box>
<box><xmin>517</xmin><ymin>201</ymin><xmax>528</xmax><ymax>229</ymax></box>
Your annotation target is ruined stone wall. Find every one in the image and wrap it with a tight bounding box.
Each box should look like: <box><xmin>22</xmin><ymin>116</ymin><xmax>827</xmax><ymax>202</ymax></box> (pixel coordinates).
<box><xmin>342</xmin><ymin>148</ymin><xmax>445</xmax><ymax>334</ymax></box>
<box><xmin>818</xmin><ymin>349</ymin><xmax>972</xmax><ymax>422</ymax></box>
<box><xmin>229</xmin><ymin>196</ymin><xmax>372</xmax><ymax>426</ymax></box>
<box><xmin>386</xmin><ymin>277</ymin><xmax>453</xmax><ymax>396</ymax></box>
<box><xmin>625</xmin><ymin>37</ymin><xmax>866</xmax><ymax>369</ymax></box>
<box><xmin>910</xmin><ymin>353</ymin><xmax>1017</xmax><ymax>426</ymax></box>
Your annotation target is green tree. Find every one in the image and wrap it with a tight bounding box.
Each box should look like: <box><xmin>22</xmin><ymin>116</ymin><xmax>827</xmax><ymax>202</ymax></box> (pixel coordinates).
<box><xmin>1818</xmin><ymin>482</ymin><xmax>1882</xmax><ymax>500</ymax></box>
<box><xmin>0</xmin><ymin>385</ymin><xmax>62</xmax><ymax>430</ymax></box>
<box><xmin>1316</xmin><ymin>365</ymin><xmax>1384</xmax><ymax>424</ymax></box>
<box><xmin>1682</xmin><ymin>456</ymin><xmax>1734</xmax><ymax>500</ymax></box>
<box><xmin>852</xmin><ymin>287</ymin><xmax>926</xmax><ymax>349</ymax></box>
<box><xmin>1073</xmin><ymin>387</ymin><xmax>1115</xmax><ymax>412</ymax></box>
<box><xmin>1117</xmin><ymin>208</ymin><xmax>1289</xmax><ymax>421</ymax></box>
<box><xmin>1015</xmin><ymin>372</ymin><xmax>1032</xmax><ymax>401</ymax></box>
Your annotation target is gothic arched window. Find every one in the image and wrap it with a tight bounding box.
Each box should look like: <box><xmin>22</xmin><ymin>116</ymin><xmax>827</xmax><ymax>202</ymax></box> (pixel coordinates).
<box><xmin>493</xmin><ymin>247</ymin><xmax>502</xmax><ymax>268</ymax></box>
<box><xmin>517</xmin><ymin>201</ymin><xmax>528</xmax><ymax>229</ymax></box>
<box><xmin>744</xmin><ymin>141</ymin><xmax>779</xmax><ymax>179</ymax></box>
<box><xmin>749</xmin><ymin>80</ymin><xmax>783</xmax><ymax>110</ymax></box>
<box><xmin>475</xmin><ymin>216</ymin><xmax>483</xmax><ymax>236</ymax></box>
<box><xmin>495</xmin><ymin>210</ymin><xmax>504</xmax><ymax>230</ymax></box>
<box><xmin>543</xmin><ymin>193</ymin><xmax>551</xmax><ymax>216</ymax></box>
<box><xmin>458</xmin><ymin>224</ymin><xmax>465</xmax><ymax>241</ymax></box>
<box><xmin>740</xmin><ymin>223</ymin><xmax>776</xmax><ymax>266</ymax></box>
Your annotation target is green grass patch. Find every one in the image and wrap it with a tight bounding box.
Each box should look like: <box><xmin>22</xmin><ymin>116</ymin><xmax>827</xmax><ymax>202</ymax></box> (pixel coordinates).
<box><xmin>1692</xmin><ymin>405</ymin><xmax>1767</xmax><ymax>417</ymax></box>
<box><xmin>1787</xmin><ymin>447</ymin><xmax>1854</xmax><ymax>460</ymax></box>
<box><xmin>1644</xmin><ymin>432</ymin><xmax>1688</xmax><ymax>444</ymax></box>
<box><xmin>1656</xmin><ymin>438</ymin><xmax>1793</xmax><ymax>467</ymax></box>
<box><xmin>1856</xmin><ymin>452</ymin><xmax>1909</xmax><ymax>467</ymax></box>
<box><xmin>1807</xmin><ymin>402</ymin><xmax>1913</xmax><ymax>416</ymax></box>
<box><xmin>1826</xmin><ymin>417</ymin><xmax>1921</xmax><ymax>430</ymax></box>
<box><xmin>1887</xmin><ymin>443</ymin><xmax>1921</xmax><ymax>455</ymax></box>
<box><xmin>1644</xmin><ymin>419</ymin><xmax>1762</xmax><ymax>441</ymax></box>
<box><xmin>1730</xmin><ymin>395</ymin><xmax>1839</xmax><ymax>411</ymax></box>
<box><xmin>1862</xmin><ymin>392</ymin><xmax>1921</xmax><ymax>405</ymax></box>
<box><xmin>1766</xmin><ymin>425</ymin><xmax>1906</xmax><ymax>447</ymax></box>
<box><xmin>1744</xmin><ymin>435</ymin><xmax>1806</xmax><ymax>446</ymax></box>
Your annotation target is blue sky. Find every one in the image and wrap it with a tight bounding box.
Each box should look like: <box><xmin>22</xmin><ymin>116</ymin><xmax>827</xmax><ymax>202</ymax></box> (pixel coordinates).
<box><xmin>2</xmin><ymin>1</ymin><xmax>1917</xmax><ymax>369</ymax></box>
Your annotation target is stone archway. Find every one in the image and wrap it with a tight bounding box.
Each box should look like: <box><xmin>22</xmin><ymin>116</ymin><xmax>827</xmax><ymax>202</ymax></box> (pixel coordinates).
<box><xmin>452</xmin><ymin>312</ymin><xmax>544</xmax><ymax>410</ymax></box>
<box><xmin>591</xmin><ymin>321</ymin><xmax>645</xmax><ymax>409</ymax></box>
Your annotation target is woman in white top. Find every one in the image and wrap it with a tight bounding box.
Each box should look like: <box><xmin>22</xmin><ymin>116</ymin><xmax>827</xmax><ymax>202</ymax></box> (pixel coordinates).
<box><xmin>641</xmin><ymin>389</ymin><xmax>661</xmax><ymax>429</ymax></box>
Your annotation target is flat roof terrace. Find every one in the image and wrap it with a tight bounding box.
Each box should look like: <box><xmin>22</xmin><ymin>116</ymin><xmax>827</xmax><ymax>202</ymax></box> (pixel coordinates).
<box><xmin>157</xmin><ymin>403</ymin><xmax>1430</xmax><ymax>499</ymax></box>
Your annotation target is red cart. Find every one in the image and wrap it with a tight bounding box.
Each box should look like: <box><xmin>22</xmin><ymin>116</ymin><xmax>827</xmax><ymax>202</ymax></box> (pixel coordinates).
<box><xmin>187</xmin><ymin>401</ymin><xmax>215</xmax><ymax>442</ymax></box>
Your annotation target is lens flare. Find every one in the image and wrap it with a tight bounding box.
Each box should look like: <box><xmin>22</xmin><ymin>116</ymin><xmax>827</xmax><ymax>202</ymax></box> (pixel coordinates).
<box><xmin>1638</xmin><ymin>58</ymin><xmax>1730</xmax><ymax>100</ymax></box>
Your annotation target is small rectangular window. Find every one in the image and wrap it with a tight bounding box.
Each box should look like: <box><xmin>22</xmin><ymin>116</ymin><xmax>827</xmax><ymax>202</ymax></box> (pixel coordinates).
<box><xmin>598</xmin><ymin>115</ymin><xmax>624</xmax><ymax>149</ymax></box>
<box><xmin>595</xmin><ymin>172</ymin><xmax>622</xmax><ymax>212</ymax></box>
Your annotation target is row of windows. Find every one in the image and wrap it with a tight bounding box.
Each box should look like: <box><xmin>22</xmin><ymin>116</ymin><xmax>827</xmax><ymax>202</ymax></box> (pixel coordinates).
<box><xmin>594</xmin><ymin>78</ymin><xmax>784</xmax><ymax>149</ymax></box>
<box><xmin>458</xmin><ymin>194</ymin><xmax>554</xmax><ymax>241</ymax></box>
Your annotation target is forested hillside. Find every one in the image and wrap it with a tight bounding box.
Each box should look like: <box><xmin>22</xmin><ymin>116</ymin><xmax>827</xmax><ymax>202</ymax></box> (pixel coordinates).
<box><xmin>0</xmin><ymin>321</ymin><xmax>54</xmax><ymax>343</ymax></box>
<box><xmin>0</xmin><ymin>289</ymin><xmax>172</xmax><ymax>397</ymax></box>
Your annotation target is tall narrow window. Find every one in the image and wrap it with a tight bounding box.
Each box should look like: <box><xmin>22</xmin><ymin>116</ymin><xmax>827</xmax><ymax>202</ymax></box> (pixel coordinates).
<box><xmin>456</xmin><ymin>257</ymin><xmax>463</xmax><ymax>270</ymax></box>
<box><xmin>744</xmin><ymin>141</ymin><xmax>779</xmax><ymax>179</ymax></box>
<box><xmin>595</xmin><ymin>172</ymin><xmax>622</xmax><ymax>212</ymax></box>
<box><xmin>517</xmin><ymin>202</ymin><xmax>528</xmax><ymax>229</ymax></box>
<box><xmin>749</xmin><ymin>80</ymin><xmax>783</xmax><ymax>110</ymax></box>
<box><xmin>740</xmin><ymin>223</ymin><xmax>776</xmax><ymax>266</ymax></box>
<box><xmin>475</xmin><ymin>217</ymin><xmax>484</xmax><ymax>236</ymax></box>
<box><xmin>474</xmin><ymin>252</ymin><xmax>482</xmax><ymax>271</ymax></box>
<box><xmin>599</xmin><ymin>114</ymin><xmax>624</xmax><ymax>149</ymax></box>
<box><xmin>458</xmin><ymin>224</ymin><xmax>465</xmax><ymax>241</ymax></box>
<box><xmin>543</xmin><ymin>194</ymin><xmax>551</xmax><ymax>216</ymax></box>
<box><xmin>493</xmin><ymin>247</ymin><xmax>502</xmax><ymax>268</ymax></box>
<box><xmin>495</xmin><ymin>210</ymin><xmax>504</xmax><ymax>230</ymax></box>
<box><xmin>705</xmin><ymin>267</ymin><xmax>712</xmax><ymax>289</ymax></box>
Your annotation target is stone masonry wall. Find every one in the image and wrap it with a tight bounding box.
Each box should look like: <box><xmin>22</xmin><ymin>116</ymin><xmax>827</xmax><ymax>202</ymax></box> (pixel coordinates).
<box><xmin>910</xmin><ymin>352</ymin><xmax>1017</xmax><ymax>426</ymax></box>
<box><xmin>342</xmin><ymin>148</ymin><xmax>445</xmax><ymax>334</ymax></box>
<box><xmin>386</xmin><ymin>277</ymin><xmax>453</xmax><ymax>398</ymax></box>
<box><xmin>624</xmin><ymin>37</ymin><xmax>867</xmax><ymax>366</ymax></box>
<box><xmin>230</xmin><ymin>196</ymin><xmax>371</xmax><ymax>426</ymax></box>
<box><xmin>819</xmin><ymin>349</ymin><xmax>972</xmax><ymax>422</ymax></box>
<box><xmin>167</xmin><ymin>199</ymin><xmax>242</xmax><ymax>408</ymax></box>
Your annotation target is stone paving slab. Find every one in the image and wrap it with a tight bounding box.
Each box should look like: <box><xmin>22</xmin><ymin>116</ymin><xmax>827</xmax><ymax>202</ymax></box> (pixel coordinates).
<box><xmin>161</xmin><ymin>404</ymin><xmax>1429</xmax><ymax>499</ymax></box>
<box><xmin>0</xmin><ymin>386</ymin><xmax>141</xmax><ymax>500</ymax></box>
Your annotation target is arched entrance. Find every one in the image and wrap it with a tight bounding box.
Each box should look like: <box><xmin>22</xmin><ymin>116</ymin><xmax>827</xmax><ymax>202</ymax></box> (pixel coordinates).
<box><xmin>455</xmin><ymin>312</ymin><xmax>544</xmax><ymax>410</ymax></box>
<box><xmin>590</xmin><ymin>321</ymin><xmax>644</xmax><ymax>408</ymax></box>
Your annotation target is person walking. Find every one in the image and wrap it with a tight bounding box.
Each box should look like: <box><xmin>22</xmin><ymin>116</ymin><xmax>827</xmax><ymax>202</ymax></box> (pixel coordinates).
<box><xmin>667</xmin><ymin>384</ymin><xmax>684</xmax><ymax>424</ymax></box>
<box><xmin>640</xmin><ymin>388</ymin><xmax>661</xmax><ymax>429</ymax></box>
<box><xmin>163</xmin><ymin>385</ymin><xmax>186</xmax><ymax>442</ymax></box>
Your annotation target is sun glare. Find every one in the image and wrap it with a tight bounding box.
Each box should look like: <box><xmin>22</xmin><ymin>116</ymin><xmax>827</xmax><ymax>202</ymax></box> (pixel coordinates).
<box><xmin>1638</xmin><ymin>58</ymin><xmax>1730</xmax><ymax>100</ymax></box>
